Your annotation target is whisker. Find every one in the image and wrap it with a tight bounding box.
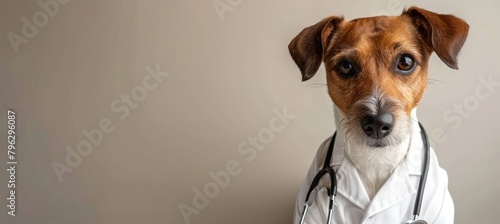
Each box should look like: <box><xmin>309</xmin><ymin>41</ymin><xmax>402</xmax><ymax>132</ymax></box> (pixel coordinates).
<box><xmin>308</xmin><ymin>83</ymin><xmax>327</xmax><ymax>88</ymax></box>
<box><xmin>427</xmin><ymin>78</ymin><xmax>443</xmax><ymax>85</ymax></box>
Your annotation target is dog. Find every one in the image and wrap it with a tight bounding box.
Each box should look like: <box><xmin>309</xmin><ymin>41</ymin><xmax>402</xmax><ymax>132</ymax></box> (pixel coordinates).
<box><xmin>289</xmin><ymin>6</ymin><xmax>468</xmax><ymax>223</ymax></box>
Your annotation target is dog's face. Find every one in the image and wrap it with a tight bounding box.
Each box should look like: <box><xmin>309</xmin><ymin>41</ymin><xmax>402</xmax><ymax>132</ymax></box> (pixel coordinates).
<box><xmin>289</xmin><ymin>7</ymin><xmax>468</xmax><ymax>148</ymax></box>
<box><xmin>325</xmin><ymin>16</ymin><xmax>429</xmax><ymax>118</ymax></box>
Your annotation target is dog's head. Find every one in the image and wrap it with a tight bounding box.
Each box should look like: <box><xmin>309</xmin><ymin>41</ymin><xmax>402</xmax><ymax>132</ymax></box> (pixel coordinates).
<box><xmin>289</xmin><ymin>7</ymin><xmax>468</xmax><ymax>148</ymax></box>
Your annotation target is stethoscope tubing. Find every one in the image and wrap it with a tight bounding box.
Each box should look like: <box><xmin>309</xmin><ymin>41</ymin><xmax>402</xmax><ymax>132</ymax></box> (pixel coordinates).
<box><xmin>300</xmin><ymin>123</ymin><xmax>430</xmax><ymax>224</ymax></box>
<box><xmin>413</xmin><ymin>122</ymin><xmax>430</xmax><ymax>220</ymax></box>
<box><xmin>303</xmin><ymin>132</ymin><xmax>338</xmax><ymax>203</ymax></box>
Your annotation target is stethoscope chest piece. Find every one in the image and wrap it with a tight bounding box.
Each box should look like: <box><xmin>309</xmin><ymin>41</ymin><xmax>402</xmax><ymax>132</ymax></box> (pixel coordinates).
<box><xmin>300</xmin><ymin>123</ymin><xmax>431</xmax><ymax>224</ymax></box>
<box><xmin>405</xmin><ymin>220</ymin><xmax>428</xmax><ymax>224</ymax></box>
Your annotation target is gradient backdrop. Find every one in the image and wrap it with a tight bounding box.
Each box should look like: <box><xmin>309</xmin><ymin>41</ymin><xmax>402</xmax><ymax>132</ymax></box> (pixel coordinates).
<box><xmin>0</xmin><ymin>0</ymin><xmax>499</xmax><ymax>223</ymax></box>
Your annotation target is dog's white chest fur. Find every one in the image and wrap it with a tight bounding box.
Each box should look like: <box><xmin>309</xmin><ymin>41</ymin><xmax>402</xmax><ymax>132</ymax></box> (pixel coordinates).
<box><xmin>346</xmin><ymin>137</ymin><xmax>411</xmax><ymax>199</ymax></box>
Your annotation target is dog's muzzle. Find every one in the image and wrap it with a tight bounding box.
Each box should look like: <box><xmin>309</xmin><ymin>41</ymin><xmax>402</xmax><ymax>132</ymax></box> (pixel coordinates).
<box><xmin>360</xmin><ymin>113</ymin><xmax>394</xmax><ymax>139</ymax></box>
<box><xmin>344</xmin><ymin>88</ymin><xmax>410</xmax><ymax>148</ymax></box>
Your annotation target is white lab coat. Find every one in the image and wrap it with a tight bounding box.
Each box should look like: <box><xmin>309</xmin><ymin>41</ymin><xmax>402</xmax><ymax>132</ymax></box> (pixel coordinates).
<box><xmin>293</xmin><ymin>119</ymin><xmax>454</xmax><ymax>224</ymax></box>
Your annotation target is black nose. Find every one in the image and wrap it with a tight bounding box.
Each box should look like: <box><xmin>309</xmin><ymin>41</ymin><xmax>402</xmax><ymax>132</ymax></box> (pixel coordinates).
<box><xmin>361</xmin><ymin>113</ymin><xmax>394</xmax><ymax>139</ymax></box>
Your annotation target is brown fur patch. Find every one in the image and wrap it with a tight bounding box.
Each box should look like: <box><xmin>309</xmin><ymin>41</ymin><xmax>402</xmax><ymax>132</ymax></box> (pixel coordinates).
<box><xmin>324</xmin><ymin>16</ymin><xmax>433</xmax><ymax>117</ymax></box>
<box><xmin>289</xmin><ymin>7</ymin><xmax>468</xmax><ymax>121</ymax></box>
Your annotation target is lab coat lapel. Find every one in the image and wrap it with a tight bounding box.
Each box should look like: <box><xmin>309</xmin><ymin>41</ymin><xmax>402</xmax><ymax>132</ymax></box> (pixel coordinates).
<box><xmin>361</xmin><ymin>162</ymin><xmax>417</xmax><ymax>221</ymax></box>
<box><xmin>330</xmin><ymin>108</ymin><xmax>424</xmax><ymax>221</ymax></box>
<box><xmin>336</xmin><ymin>154</ymin><xmax>371</xmax><ymax>210</ymax></box>
<box><xmin>333</xmin><ymin>145</ymin><xmax>420</xmax><ymax>221</ymax></box>
<box><xmin>362</xmin><ymin>117</ymin><xmax>424</xmax><ymax>221</ymax></box>
<box><xmin>328</xmin><ymin>124</ymin><xmax>371</xmax><ymax>210</ymax></box>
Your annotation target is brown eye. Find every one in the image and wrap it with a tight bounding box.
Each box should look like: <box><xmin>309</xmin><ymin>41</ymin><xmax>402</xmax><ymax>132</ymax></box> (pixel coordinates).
<box><xmin>396</xmin><ymin>54</ymin><xmax>416</xmax><ymax>73</ymax></box>
<box><xmin>337</xmin><ymin>61</ymin><xmax>355</xmax><ymax>77</ymax></box>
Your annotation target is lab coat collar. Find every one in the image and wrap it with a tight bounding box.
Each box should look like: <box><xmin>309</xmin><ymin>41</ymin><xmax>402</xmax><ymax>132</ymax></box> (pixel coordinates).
<box><xmin>327</xmin><ymin>107</ymin><xmax>424</xmax><ymax>217</ymax></box>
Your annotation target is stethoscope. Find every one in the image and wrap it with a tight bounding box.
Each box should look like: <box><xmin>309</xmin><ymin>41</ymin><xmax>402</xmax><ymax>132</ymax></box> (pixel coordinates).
<box><xmin>299</xmin><ymin>122</ymin><xmax>430</xmax><ymax>224</ymax></box>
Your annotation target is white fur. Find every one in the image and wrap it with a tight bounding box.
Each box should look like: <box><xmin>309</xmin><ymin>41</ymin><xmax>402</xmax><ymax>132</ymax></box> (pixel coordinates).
<box><xmin>334</xmin><ymin>100</ymin><xmax>414</xmax><ymax>199</ymax></box>
<box><xmin>345</xmin><ymin>135</ymin><xmax>410</xmax><ymax>199</ymax></box>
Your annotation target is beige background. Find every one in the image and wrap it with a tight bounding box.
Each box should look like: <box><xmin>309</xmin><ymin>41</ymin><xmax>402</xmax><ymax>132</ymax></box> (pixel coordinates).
<box><xmin>0</xmin><ymin>0</ymin><xmax>499</xmax><ymax>223</ymax></box>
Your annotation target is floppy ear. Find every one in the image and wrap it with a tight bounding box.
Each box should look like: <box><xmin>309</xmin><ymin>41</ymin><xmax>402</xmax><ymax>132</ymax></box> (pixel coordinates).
<box><xmin>404</xmin><ymin>6</ymin><xmax>469</xmax><ymax>69</ymax></box>
<box><xmin>288</xmin><ymin>16</ymin><xmax>344</xmax><ymax>81</ymax></box>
